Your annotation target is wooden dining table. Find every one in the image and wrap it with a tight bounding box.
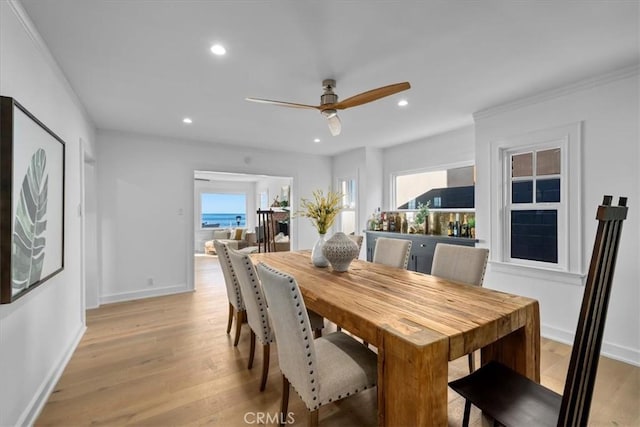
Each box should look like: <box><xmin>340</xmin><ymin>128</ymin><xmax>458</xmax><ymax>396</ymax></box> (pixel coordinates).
<box><xmin>251</xmin><ymin>250</ymin><xmax>540</xmax><ymax>426</ymax></box>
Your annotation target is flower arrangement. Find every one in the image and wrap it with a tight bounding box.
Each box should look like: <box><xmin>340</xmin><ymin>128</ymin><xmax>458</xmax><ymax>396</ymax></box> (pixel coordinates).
<box><xmin>297</xmin><ymin>189</ymin><xmax>343</xmax><ymax>235</ymax></box>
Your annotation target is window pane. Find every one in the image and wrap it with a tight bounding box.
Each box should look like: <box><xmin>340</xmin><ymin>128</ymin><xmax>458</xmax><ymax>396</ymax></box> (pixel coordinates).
<box><xmin>512</xmin><ymin>180</ymin><xmax>533</xmax><ymax>203</ymax></box>
<box><xmin>511</xmin><ymin>210</ymin><xmax>558</xmax><ymax>263</ymax></box>
<box><xmin>512</xmin><ymin>152</ymin><xmax>533</xmax><ymax>177</ymax></box>
<box><xmin>536</xmin><ymin>148</ymin><xmax>560</xmax><ymax>175</ymax></box>
<box><xmin>201</xmin><ymin>193</ymin><xmax>247</xmax><ymax>228</ymax></box>
<box><xmin>340</xmin><ymin>211</ymin><xmax>356</xmax><ymax>235</ymax></box>
<box><xmin>395</xmin><ymin>170</ymin><xmax>447</xmax><ymax>209</ymax></box>
<box><xmin>536</xmin><ymin>178</ymin><xmax>560</xmax><ymax>203</ymax></box>
<box><xmin>341</xmin><ymin>179</ymin><xmax>356</xmax><ymax>208</ymax></box>
<box><xmin>394</xmin><ymin>165</ymin><xmax>474</xmax><ymax>209</ymax></box>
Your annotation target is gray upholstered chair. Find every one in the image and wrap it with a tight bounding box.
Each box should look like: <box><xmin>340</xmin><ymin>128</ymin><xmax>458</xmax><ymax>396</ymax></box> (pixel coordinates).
<box><xmin>372</xmin><ymin>237</ymin><xmax>412</xmax><ymax>269</ymax></box>
<box><xmin>431</xmin><ymin>243</ymin><xmax>489</xmax><ymax>372</ymax></box>
<box><xmin>256</xmin><ymin>263</ymin><xmax>377</xmax><ymax>426</ymax></box>
<box><xmin>228</xmin><ymin>250</ymin><xmax>325</xmax><ymax>392</ymax></box>
<box><xmin>227</xmin><ymin>249</ymin><xmax>273</xmax><ymax>391</ymax></box>
<box><xmin>347</xmin><ymin>234</ymin><xmax>364</xmax><ymax>252</ymax></box>
<box><xmin>213</xmin><ymin>240</ymin><xmax>246</xmax><ymax>346</ymax></box>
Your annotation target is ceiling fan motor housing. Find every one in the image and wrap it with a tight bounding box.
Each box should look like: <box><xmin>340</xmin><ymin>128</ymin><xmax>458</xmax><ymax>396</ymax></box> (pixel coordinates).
<box><xmin>321</xmin><ymin>79</ymin><xmax>338</xmax><ymax>106</ymax></box>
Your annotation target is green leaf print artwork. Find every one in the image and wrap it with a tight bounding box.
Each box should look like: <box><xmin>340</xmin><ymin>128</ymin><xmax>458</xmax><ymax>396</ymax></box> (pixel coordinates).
<box><xmin>12</xmin><ymin>148</ymin><xmax>48</xmax><ymax>291</ymax></box>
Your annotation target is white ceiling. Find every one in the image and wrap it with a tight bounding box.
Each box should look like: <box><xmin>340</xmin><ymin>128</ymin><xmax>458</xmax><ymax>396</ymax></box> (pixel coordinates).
<box><xmin>19</xmin><ymin>0</ymin><xmax>639</xmax><ymax>156</ymax></box>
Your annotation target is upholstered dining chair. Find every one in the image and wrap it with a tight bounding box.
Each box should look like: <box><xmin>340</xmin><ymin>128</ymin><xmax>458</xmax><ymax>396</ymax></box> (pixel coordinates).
<box><xmin>257</xmin><ymin>262</ymin><xmax>378</xmax><ymax>426</ymax></box>
<box><xmin>431</xmin><ymin>243</ymin><xmax>489</xmax><ymax>372</ymax></box>
<box><xmin>227</xmin><ymin>249</ymin><xmax>273</xmax><ymax>391</ymax></box>
<box><xmin>228</xmin><ymin>249</ymin><xmax>325</xmax><ymax>392</ymax></box>
<box><xmin>347</xmin><ymin>234</ymin><xmax>364</xmax><ymax>252</ymax></box>
<box><xmin>372</xmin><ymin>237</ymin><xmax>412</xmax><ymax>269</ymax></box>
<box><xmin>449</xmin><ymin>196</ymin><xmax>628</xmax><ymax>427</ymax></box>
<box><xmin>213</xmin><ymin>240</ymin><xmax>246</xmax><ymax>347</ymax></box>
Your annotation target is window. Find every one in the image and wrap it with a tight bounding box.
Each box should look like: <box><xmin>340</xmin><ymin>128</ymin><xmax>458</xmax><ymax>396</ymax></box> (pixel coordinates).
<box><xmin>338</xmin><ymin>178</ymin><xmax>356</xmax><ymax>235</ymax></box>
<box><xmin>394</xmin><ymin>165</ymin><xmax>475</xmax><ymax>210</ymax></box>
<box><xmin>507</xmin><ymin>148</ymin><xmax>561</xmax><ymax>264</ymax></box>
<box><xmin>200</xmin><ymin>193</ymin><xmax>247</xmax><ymax>229</ymax></box>
<box><xmin>490</xmin><ymin>122</ymin><xmax>583</xmax><ymax>280</ymax></box>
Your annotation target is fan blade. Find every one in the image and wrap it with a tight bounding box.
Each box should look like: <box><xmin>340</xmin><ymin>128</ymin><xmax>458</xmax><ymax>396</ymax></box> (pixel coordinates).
<box><xmin>332</xmin><ymin>82</ymin><xmax>410</xmax><ymax>110</ymax></box>
<box><xmin>245</xmin><ymin>97</ymin><xmax>320</xmax><ymax>110</ymax></box>
<box><xmin>327</xmin><ymin>114</ymin><xmax>341</xmax><ymax>136</ymax></box>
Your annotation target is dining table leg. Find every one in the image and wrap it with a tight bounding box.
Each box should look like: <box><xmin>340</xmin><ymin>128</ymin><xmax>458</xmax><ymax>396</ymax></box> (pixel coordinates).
<box><xmin>377</xmin><ymin>326</ymin><xmax>449</xmax><ymax>426</ymax></box>
<box><xmin>480</xmin><ymin>301</ymin><xmax>541</xmax><ymax>382</ymax></box>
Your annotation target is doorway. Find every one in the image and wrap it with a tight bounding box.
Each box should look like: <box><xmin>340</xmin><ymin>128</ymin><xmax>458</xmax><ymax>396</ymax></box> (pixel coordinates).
<box><xmin>192</xmin><ymin>171</ymin><xmax>293</xmax><ymax>288</ymax></box>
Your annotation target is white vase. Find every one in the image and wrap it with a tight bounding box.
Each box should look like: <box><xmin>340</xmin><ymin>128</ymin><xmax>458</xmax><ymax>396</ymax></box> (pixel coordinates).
<box><xmin>322</xmin><ymin>232</ymin><xmax>360</xmax><ymax>272</ymax></box>
<box><xmin>311</xmin><ymin>233</ymin><xmax>329</xmax><ymax>267</ymax></box>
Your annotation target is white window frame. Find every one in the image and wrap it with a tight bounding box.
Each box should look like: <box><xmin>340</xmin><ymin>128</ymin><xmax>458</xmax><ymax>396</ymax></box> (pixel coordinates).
<box><xmin>504</xmin><ymin>142</ymin><xmax>567</xmax><ymax>269</ymax></box>
<box><xmin>490</xmin><ymin>122</ymin><xmax>584</xmax><ymax>285</ymax></box>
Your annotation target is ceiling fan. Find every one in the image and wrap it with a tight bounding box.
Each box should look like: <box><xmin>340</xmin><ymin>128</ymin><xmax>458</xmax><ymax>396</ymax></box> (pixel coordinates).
<box><xmin>245</xmin><ymin>79</ymin><xmax>410</xmax><ymax>136</ymax></box>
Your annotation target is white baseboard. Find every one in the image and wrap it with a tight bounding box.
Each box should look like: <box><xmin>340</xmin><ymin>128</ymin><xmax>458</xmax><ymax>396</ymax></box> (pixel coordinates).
<box><xmin>19</xmin><ymin>323</ymin><xmax>86</xmax><ymax>426</ymax></box>
<box><xmin>100</xmin><ymin>284</ymin><xmax>192</xmax><ymax>305</ymax></box>
<box><xmin>542</xmin><ymin>324</ymin><xmax>640</xmax><ymax>367</ymax></box>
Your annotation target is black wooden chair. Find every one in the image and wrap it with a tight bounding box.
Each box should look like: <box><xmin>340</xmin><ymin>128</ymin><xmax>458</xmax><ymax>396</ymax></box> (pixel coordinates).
<box><xmin>449</xmin><ymin>195</ymin><xmax>628</xmax><ymax>427</ymax></box>
<box><xmin>257</xmin><ymin>209</ymin><xmax>276</xmax><ymax>253</ymax></box>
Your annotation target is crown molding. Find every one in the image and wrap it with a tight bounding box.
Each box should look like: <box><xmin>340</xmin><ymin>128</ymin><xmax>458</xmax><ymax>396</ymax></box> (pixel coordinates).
<box><xmin>7</xmin><ymin>0</ymin><xmax>95</xmax><ymax>129</ymax></box>
<box><xmin>473</xmin><ymin>64</ymin><xmax>640</xmax><ymax>121</ymax></box>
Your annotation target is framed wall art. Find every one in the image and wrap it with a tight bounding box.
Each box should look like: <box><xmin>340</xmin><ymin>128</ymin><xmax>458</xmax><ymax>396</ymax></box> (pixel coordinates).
<box><xmin>0</xmin><ymin>96</ymin><xmax>65</xmax><ymax>303</ymax></box>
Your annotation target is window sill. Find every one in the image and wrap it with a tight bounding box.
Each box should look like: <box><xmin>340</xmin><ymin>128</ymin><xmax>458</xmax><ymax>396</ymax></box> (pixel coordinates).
<box><xmin>489</xmin><ymin>261</ymin><xmax>585</xmax><ymax>286</ymax></box>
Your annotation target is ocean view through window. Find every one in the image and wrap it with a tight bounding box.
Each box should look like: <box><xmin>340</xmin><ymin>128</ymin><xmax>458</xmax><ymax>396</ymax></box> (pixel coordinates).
<box><xmin>201</xmin><ymin>193</ymin><xmax>247</xmax><ymax>228</ymax></box>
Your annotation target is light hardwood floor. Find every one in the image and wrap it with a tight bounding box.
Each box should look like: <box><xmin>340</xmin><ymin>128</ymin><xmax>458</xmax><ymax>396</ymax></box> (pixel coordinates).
<box><xmin>36</xmin><ymin>255</ymin><xmax>639</xmax><ymax>426</ymax></box>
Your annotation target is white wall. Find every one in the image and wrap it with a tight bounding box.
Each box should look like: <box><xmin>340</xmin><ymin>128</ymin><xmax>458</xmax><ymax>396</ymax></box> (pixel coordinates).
<box><xmin>84</xmin><ymin>159</ymin><xmax>100</xmax><ymax>308</ymax></box>
<box><xmin>475</xmin><ymin>67</ymin><xmax>640</xmax><ymax>365</ymax></box>
<box><xmin>97</xmin><ymin>130</ymin><xmax>331</xmax><ymax>303</ymax></box>
<box><xmin>364</xmin><ymin>147</ymin><xmax>384</xmax><ymax>227</ymax></box>
<box><xmin>0</xmin><ymin>1</ymin><xmax>96</xmax><ymax>425</ymax></box>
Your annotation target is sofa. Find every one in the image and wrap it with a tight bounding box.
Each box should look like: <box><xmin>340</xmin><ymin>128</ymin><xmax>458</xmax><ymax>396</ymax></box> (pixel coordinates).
<box><xmin>204</xmin><ymin>228</ymin><xmax>256</xmax><ymax>254</ymax></box>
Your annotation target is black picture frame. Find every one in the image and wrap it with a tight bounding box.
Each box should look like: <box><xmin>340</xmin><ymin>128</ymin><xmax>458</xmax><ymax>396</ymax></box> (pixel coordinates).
<box><xmin>0</xmin><ymin>96</ymin><xmax>65</xmax><ymax>303</ymax></box>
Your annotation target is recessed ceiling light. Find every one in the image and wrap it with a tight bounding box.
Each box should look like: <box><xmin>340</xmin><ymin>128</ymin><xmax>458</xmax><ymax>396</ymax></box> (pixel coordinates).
<box><xmin>398</xmin><ymin>99</ymin><xmax>409</xmax><ymax>107</ymax></box>
<box><xmin>210</xmin><ymin>44</ymin><xmax>226</xmax><ymax>55</ymax></box>
<box><xmin>183</xmin><ymin>118</ymin><xmax>193</xmax><ymax>124</ymax></box>
<box><xmin>313</xmin><ymin>138</ymin><xmax>321</xmax><ymax>143</ymax></box>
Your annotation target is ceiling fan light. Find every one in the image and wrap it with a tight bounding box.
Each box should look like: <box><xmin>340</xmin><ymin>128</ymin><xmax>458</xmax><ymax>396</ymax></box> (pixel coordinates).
<box><xmin>322</xmin><ymin>109</ymin><xmax>337</xmax><ymax>119</ymax></box>
<box><xmin>398</xmin><ymin>99</ymin><xmax>409</xmax><ymax>107</ymax></box>
<box><xmin>327</xmin><ymin>114</ymin><xmax>341</xmax><ymax>136</ymax></box>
